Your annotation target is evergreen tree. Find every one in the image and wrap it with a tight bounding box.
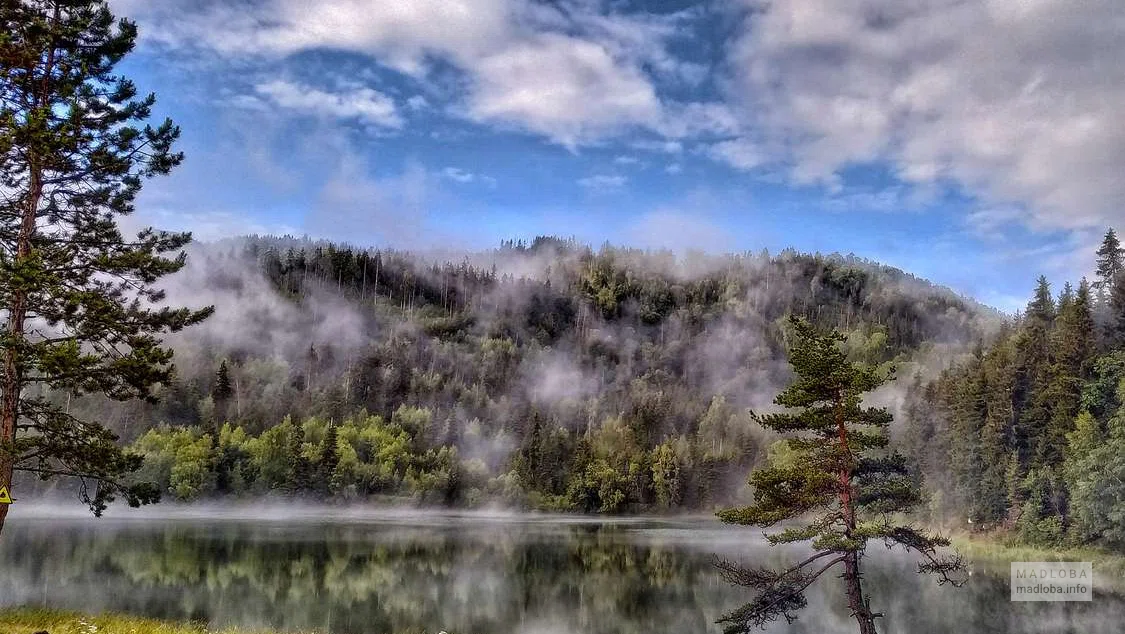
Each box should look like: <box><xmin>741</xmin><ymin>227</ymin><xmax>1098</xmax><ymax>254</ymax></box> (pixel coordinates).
<box><xmin>1094</xmin><ymin>228</ymin><xmax>1124</xmax><ymax>303</ymax></box>
<box><xmin>0</xmin><ymin>0</ymin><xmax>212</xmax><ymax>536</ymax></box>
<box><xmin>1012</xmin><ymin>277</ymin><xmax>1055</xmax><ymax>469</ymax></box>
<box><xmin>319</xmin><ymin>423</ymin><xmax>340</xmax><ymax>496</ymax></box>
<box><xmin>211</xmin><ymin>360</ymin><xmax>233</xmax><ymax>434</ymax></box>
<box><xmin>716</xmin><ymin>317</ymin><xmax>963</xmax><ymax>634</ymax></box>
<box><xmin>947</xmin><ymin>352</ymin><xmax>987</xmax><ymax>520</ymax></box>
<box><xmin>1109</xmin><ymin>271</ymin><xmax>1125</xmax><ymax>349</ymax></box>
<box><xmin>978</xmin><ymin>337</ymin><xmax>1017</xmax><ymax>523</ymax></box>
<box><xmin>214</xmin><ymin>361</ymin><xmax>234</xmax><ymax>404</ymax></box>
<box><xmin>1041</xmin><ymin>279</ymin><xmax>1097</xmax><ymax>469</ymax></box>
<box><xmin>288</xmin><ymin>424</ymin><xmax>312</xmax><ymax>493</ymax></box>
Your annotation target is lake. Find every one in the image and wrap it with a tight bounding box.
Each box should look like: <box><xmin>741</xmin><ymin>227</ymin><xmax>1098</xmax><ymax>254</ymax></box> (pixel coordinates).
<box><xmin>1</xmin><ymin>505</ymin><xmax>1121</xmax><ymax>634</ymax></box>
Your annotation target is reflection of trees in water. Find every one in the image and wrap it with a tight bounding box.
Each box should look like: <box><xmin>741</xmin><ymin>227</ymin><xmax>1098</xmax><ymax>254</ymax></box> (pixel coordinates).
<box><xmin>3</xmin><ymin>522</ymin><xmax>1125</xmax><ymax>634</ymax></box>
<box><xmin>2</xmin><ymin>522</ymin><xmax>736</xmax><ymax>634</ymax></box>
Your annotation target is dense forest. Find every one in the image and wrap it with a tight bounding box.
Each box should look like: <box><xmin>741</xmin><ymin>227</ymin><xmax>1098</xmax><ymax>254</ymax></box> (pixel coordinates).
<box><xmin>20</xmin><ymin>235</ymin><xmax>998</xmax><ymax>514</ymax></box>
<box><xmin>903</xmin><ymin>229</ymin><xmax>1125</xmax><ymax>549</ymax></box>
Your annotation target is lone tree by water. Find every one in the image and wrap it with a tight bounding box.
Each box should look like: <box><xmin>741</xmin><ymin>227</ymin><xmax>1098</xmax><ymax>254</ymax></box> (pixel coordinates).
<box><xmin>717</xmin><ymin>316</ymin><xmax>964</xmax><ymax>634</ymax></box>
<box><xmin>0</xmin><ymin>0</ymin><xmax>211</xmax><ymax>537</ymax></box>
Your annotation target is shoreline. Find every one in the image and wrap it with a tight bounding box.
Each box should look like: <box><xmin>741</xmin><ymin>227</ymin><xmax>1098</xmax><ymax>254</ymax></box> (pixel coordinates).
<box><xmin>948</xmin><ymin>531</ymin><xmax>1125</xmax><ymax>593</ymax></box>
<box><xmin>0</xmin><ymin>608</ymin><xmax>329</xmax><ymax>634</ymax></box>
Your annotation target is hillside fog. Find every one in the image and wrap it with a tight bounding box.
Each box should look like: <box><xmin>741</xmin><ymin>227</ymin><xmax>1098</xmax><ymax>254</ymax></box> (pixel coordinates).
<box><xmin>21</xmin><ymin>235</ymin><xmax>997</xmax><ymax>514</ymax></box>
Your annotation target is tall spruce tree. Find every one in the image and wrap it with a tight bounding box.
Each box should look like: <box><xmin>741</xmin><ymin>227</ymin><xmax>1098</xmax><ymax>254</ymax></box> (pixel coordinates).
<box><xmin>716</xmin><ymin>316</ymin><xmax>963</xmax><ymax>634</ymax></box>
<box><xmin>0</xmin><ymin>0</ymin><xmax>211</xmax><ymax>536</ymax></box>
<box><xmin>1094</xmin><ymin>228</ymin><xmax>1124</xmax><ymax>303</ymax></box>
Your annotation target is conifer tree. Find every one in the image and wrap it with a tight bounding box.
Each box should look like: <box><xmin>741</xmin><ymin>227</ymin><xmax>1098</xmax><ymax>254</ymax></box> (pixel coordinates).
<box><xmin>1094</xmin><ymin>228</ymin><xmax>1124</xmax><ymax>303</ymax></box>
<box><xmin>1109</xmin><ymin>272</ymin><xmax>1125</xmax><ymax>349</ymax></box>
<box><xmin>214</xmin><ymin>361</ymin><xmax>233</xmax><ymax>404</ymax></box>
<box><xmin>1042</xmin><ymin>279</ymin><xmax>1097</xmax><ymax>468</ymax></box>
<box><xmin>0</xmin><ymin>0</ymin><xmax>211</xmax><ymax>536</ymax></box>
<box><xmin>1013</xmin><ymin>277</ymin><xmax>1056</xmax><ymax>468</ymax></box>
<box><xmin>212</xmin><ymin>360</ymin><xmax>233</xmax><ymax>432</ymax></box>
<box><xmin>288</xmin><ymin>423</ymin><xmax>312</xmax><ymax>493</ymax></box>
<box><xmin>319</xmin><ymin>423</ymin><xmax>340</xmax><ymax>496</ymax></box>
<box><xmin>947</xmin><ymin>351</ymin><xmax>987</xmax><ymax>519</ymax></box>
<box><xmin>716</xmin><ymin>316</ymin><xmax>963</xmax><ymax>634</ymax></box>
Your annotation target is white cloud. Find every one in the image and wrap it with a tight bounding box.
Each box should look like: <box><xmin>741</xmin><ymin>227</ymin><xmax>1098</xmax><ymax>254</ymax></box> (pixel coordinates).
<box><xmin>665</xmin><ymin>163</ymin><xmax>683</xmax><ymax>175</ymax></box>
<box><xmin>708</xmin><ymin>138</ymin><xmax>765</xmax><ymax>171</ymax></box>
<box><xmin>254</xmin><ymin>80</ymin><xmax>402</xmax><ymax>128</ymax></box>
<box><xmin>441</xmin><ymin>167</ymin><xmax>496</xmax><ymax>187</ymax></box>
<box><xmin>577</xmin><ymin>174</ymin><xmax>627</xmax><ymax>190</ymax></box>
<box><xmin>613</xmin><ymin>155</ymin><xmax>640</xmax><ymax>165</ymax></box>
<box><xmin>121</xmin><ymin>0</ymin><xmax>728</xmax><ymax>148</ymax></box>
<box><xmin>442</xmin><ymin>167</ymin><xmax>475</xmax><ymax>183</ymax></box>
<box><xmin>467</xmin><ymin>32</ymin><xmax>661</xmax><ymax>146</ymax></box>
<box><xmin>720</xmin><ymin>0</ymin><xmax>1125</xmax><ymax>231</ymax></box>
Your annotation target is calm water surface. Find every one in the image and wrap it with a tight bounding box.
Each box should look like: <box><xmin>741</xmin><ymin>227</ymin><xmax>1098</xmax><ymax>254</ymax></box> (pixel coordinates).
<box><xmin>1</xmin><ymin>506</ymin><xmax>1121</xmax><ymax>634</ymax></box>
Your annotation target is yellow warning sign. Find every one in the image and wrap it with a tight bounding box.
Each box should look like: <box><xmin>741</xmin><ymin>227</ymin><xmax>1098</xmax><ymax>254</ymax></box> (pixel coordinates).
<box><xmin>0</xmin><ymin>487</ymin><xmax>11</xmax><ymax>504</ymax></box>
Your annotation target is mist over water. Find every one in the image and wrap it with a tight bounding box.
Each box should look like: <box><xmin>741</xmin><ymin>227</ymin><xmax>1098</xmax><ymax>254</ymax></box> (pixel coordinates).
<box><xmin>2</xmin><ymin>507</ymin><xmax>1121</xmax><ymax>634</ymax></box>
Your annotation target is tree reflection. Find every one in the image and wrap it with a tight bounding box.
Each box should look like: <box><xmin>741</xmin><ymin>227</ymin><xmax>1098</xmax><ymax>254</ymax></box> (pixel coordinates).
<box><xmin>1</xmin><ymin>518</ymin><xmax>1123</xmax><ymax>634</ymax></box>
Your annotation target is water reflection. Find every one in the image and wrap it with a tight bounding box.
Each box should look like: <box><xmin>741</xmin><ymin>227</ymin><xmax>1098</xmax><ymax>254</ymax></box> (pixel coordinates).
<box><xmin>1</xmin><ymin>512</ymin><xmax>1121</xmax><ymax>634</ymax></box>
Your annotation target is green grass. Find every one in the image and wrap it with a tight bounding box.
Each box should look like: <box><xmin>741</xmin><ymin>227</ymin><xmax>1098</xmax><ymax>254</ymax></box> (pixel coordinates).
<box><xmin>949</xmin><ymin>532</ymin><xmax>1125</xmax><ymax>592</ymax></box>
<box><xmin>0</xmin><ymin>608</ymin><xmax>326</xmax><ymax>634</ymax></box>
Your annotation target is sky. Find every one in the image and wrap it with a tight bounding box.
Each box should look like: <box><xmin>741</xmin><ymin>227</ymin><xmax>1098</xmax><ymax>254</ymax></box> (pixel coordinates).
<box><xmin>106</xmin><ymin>0</ymin><xmax>1125</xmax><ymax>313</ymax></box>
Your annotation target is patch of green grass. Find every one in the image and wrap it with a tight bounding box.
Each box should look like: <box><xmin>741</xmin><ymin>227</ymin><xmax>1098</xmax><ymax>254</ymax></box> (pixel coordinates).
<box><xmin>0</xmin><ymin>608</ymin><xmax>324</xmax><ymax>634</ymax></box>
<box><xmin>949</xmin><ymin>532</ymin><xmax>1125</xmax><ymax>592</ymax></box>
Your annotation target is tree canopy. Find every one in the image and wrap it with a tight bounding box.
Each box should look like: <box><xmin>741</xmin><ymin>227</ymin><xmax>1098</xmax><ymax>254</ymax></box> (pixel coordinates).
<box><xmin>0</xmin><ymin>0</ymin><xmax>211</xmax><ymax>534</ymax></box>
<box><xmin>716</xmin><ymin>316</ymin><xmax>963</xmax><ymax>634</ymax></box>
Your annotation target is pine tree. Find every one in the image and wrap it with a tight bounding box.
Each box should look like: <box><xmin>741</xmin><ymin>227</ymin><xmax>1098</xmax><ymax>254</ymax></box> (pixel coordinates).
<box><xmin>288</xmin><ymin>423</ymin><xmax>312</xmax><ymax>493</ymax></box>
<box><xmin>211</xmin><ymin>360</ymin><xmax>233</xmax><ymax>434</ymax></box>
<box><xmin>1013</xmin><ymin>277</ymin><xmax>1055</xmax><ymax>469</ymax></box>
<box><xmin>0</xmin><ymin>0</ymin><xmax>212</xmax><ymax>536</ymax></box>
<box><xmin>319</xmin><ymin>424</ymin><xmax>340</xmax><ymax>496</ymax></box>
<box><xmin>1094</xmin><ymin>228</ymin><xmax>1124</xmax><ymax>303</ymax></box>
<box><xmin>1109</xmin><ymin>272</ymin><xmax>1125</xmax><ymax>349</ymax></box>
<box><xmin>214</xmin><ymin>361</ymin><xmax>233</xmax><ymax>404</ymax></box>
<box><xmin>947</xmin><ymin>351</ymin><xmax>987</xmax><ymax>520</ymax></box>
<box><xmin>716</xmin><ymin>316</ymin><xmax>963</xmax><ymax>634</ymax></box>
<box><xmin>1041</xmin><ymin>278</ymin><xmax>1097</xmax><ymax>469</ymax></box>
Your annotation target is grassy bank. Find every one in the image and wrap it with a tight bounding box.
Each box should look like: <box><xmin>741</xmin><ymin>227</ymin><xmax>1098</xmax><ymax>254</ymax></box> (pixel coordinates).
<box><xmin>0</xmin><ymin>608</ymin><xmax>330</xmax><ymax>634</ymax></box>
<box><xmin>949</xmin><ymin>532</ymin><xmax>1125</xmax><ymax>591</ymax></box>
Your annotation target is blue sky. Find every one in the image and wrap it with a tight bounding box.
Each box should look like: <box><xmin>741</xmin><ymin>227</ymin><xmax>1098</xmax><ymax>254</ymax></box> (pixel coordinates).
<box><xmin>108</xmin><ymin>0</ymin><xmax>1124</xmax><ymax>313</ymax></box>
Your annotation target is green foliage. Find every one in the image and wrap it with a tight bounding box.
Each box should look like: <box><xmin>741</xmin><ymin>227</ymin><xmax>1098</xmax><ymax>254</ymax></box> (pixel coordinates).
<box><xmin>0</xmin><ymin>0</ymin><xmax>212</xmax><ymax>521</ymax></box>
<box><xmin>716</xmin><ymin>317</ymin><xmax>962</xmax><ymax>633</ymax></box>
<box><xmin>903</xmin><ymin>229</ymin><xmax>1125</xmax><ymax>551</ymax></box>
<box><xmin>19</xmin><ymin>227</ymin><xmax>997</xmax><ymax>515</ymax></box>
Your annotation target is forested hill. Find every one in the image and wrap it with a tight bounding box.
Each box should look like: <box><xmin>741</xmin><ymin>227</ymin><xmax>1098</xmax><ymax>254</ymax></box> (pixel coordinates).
<box><xmin>51</xmin><ymin>235</ymin><xmax>999</xmax><ymax>512</ymax></box>
<box><xmin>901</xmin><ymin>229</ymin><xmax>1125</xmax><ymax>550</ymax></box>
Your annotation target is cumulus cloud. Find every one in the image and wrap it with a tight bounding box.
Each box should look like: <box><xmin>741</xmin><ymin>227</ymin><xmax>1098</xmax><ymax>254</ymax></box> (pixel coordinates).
<box><xmin>254</xmin><ymin>80</ymin><xmax>402</xmax><ymax>129</ymax></box>
<box><xmin>718</xmin><ymin>0</ymin><xmax>1125</xmax><ymax>231</ymax></box>
<box><xmin>118</xmin><ymin>0</ymin><xmax>732</xmax><ymax>148</ymax></box>
<box><xmin>467</xmin><ymin>32</ymin><xmax>661</xmax><ymax>145</ymax></box>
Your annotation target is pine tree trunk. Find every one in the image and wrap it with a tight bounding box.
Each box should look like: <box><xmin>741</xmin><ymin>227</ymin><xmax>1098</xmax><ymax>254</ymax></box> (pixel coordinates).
<box><xmin>0</xmin><ymin>142</ymin><xmax>42</xmax><ymax>541</ymax></box>
<box><xmin>2</xmin><ymin>4</ymin><xmax>64</xmax><ymax>538</ymax></box>
<box><xmin>835</xmin><ymin>390</ymin><xmax>877</xmax><ymax>634</ymax></box>
<box><xmin>844</xmin><ymin>551</ymin><xmax>878</xmax><ymax>634</ymax></box>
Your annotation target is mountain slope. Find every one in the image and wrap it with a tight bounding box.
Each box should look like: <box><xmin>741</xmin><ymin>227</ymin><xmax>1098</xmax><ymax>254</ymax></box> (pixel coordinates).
<box><xmin>44</xmin><ymin>236</ymin><xmax>1000</xmax><ymax>511</ymax></box>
